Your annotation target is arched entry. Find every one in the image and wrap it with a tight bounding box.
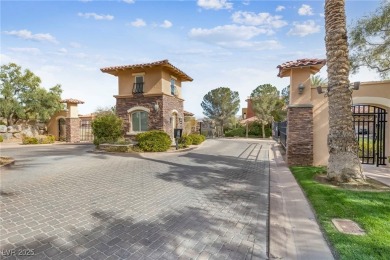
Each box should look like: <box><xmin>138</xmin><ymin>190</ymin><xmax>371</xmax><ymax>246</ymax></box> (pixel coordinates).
<box><xmin>172</xmin><ymin>112</ymin><xmax>178</xmax><ymax>134</ymax></box>
<box><xmin>58</xmin><ymin>118</ymin><xmax>66</xmax><ymax>141</ymax></box>
<box><xmin>352</xmin><ymin>105</ymin><xmax>387</xmax><ymax>166</ymax></box>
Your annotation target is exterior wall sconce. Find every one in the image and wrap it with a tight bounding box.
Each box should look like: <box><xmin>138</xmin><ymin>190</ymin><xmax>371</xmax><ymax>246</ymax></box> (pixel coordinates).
<box><xmin>153</xmin><ymin>102</ymin><xmax>159</xmax><ymax>112</ymax></box>
<box><xmin>169</xmin><ymin>116</ymin><xmax>172</xmax><ymax>123</ymax></box>
<box><xmin>298</xmin><ymin>83</ymin><xmax>305</xmax><ymax>94</ymax></box>
<box><xmin>316</xmin><ymin>86</ymin><xmax>324</xmax><ymax>94</ymax></box>
<box><xmin>349</xmin><ymin>81</ymin><xmax>360</xmax><ymax>90</ymax></box>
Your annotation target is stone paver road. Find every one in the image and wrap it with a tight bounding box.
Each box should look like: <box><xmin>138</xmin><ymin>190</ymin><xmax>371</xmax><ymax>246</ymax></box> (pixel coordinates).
<box><xmin>0</xmin><ymin>139</ymin><xmax>270</xmax><ymax>259</ymax></box>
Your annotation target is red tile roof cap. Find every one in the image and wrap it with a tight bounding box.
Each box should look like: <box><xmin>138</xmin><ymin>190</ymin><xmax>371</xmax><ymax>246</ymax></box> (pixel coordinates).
<box><xmin>100</xmin><ymin>59</ymin><xmax>193</xmax><ymax>82</ymax></box>
<box><xmin>184</xmin><ymin>110</ymin><xmax>194</xmax><ymax>116</ymax></box>
<box><xmin>60</xmin><ymin>98</ymin><xmax>85</xmax><ymax>104</ymax></box>
<box><xmin>277</xmin><ymin>58</ymin><xmax>326</xmax><ymax>77</ymax></box>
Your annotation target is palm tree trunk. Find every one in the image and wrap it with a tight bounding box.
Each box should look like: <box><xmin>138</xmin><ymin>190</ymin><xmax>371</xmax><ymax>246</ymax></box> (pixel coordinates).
<box><xmin>325</xmin><ymin>0</ymin><xmax>365</xmax><ymax>182</ymax></box>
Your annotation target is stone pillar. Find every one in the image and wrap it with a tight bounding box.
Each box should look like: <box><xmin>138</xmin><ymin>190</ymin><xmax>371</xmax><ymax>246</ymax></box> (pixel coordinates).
<box><xmin>287</xmin><ymin>104</ymin><xmax>313</xmax><ymax>166</ymax></box>
<box><xmin>66</xmin><ymin>118</ymin><xmax>81</xmax><ymax>143</ymax></box>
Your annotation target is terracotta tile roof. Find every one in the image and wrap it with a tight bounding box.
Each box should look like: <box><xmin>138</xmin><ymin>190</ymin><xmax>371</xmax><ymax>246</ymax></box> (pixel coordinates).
<box><xmin>100</xmin><ymin>59</ymin><xmax>193</xmax><ymax>82</ymax></box>
<box><xmin>184</xmin><ymin>110</ymin><xmax>194</xmax><ymax>116</ymax></box>
<box><xmin>277</xmin><ymin>58</ymin><xmax>326</xmax><ymax>78</ymax></box>
<box><xmin>60</xmin><ymin>98</ymin><xmax>85</xmax><ymax>104</ymax></box>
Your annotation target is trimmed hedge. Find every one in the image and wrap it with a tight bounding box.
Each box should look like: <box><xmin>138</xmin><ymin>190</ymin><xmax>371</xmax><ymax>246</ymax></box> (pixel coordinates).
<box><xmin>0</xmin><ymin>136</ymin><xmax>3</xmax><ymax>142</ymax></box>
<box><xmin>22</xmin><ymin>135</ymin><xmax>56</xmax><ymax>145</ymax></box>
<box><xmin>92</xmin><ymin>114</ymin><xmax>123</xmax><ymax>146</ymax></box>
<box><xmin>178</xmin><ymin>135</ymin><xmax>193</xmax><ymax>148</ymax></box>
<box><xmin>135</xmin><ymin>130</ymin><xmax>171</xmax><ymax>152</ymax></box>
<box><xmin>188</xmin><ymin>134</ymin><xmax>206</xmax><ymax>145</ymax></box>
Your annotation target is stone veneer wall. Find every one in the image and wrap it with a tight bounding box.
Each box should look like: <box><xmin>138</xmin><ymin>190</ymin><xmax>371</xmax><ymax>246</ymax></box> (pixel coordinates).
<box><xmin>162</xmin><ymin>95</ymin><xmax>184</xmax><ymax>140</ymax></box>
<box><xmin>65</xmin><ymin>118</ymin><xmax>81</xmax><ymax>143</ymax></box>
<box><xmin>287</xmin><ymin>105</ymin><xmax>313</xmax><ymax>166</ymax></box>
<box><xmin>116</xmin><ymin>95</ymin><xmax>163</xmax><ymax>135</ymax></box>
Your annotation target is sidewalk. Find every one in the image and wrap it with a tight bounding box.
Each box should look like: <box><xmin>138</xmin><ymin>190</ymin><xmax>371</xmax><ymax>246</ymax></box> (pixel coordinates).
<box><xmin>363</xmin><ymin>164</ymin><xmax>390</xmax><ymax>187</ymax></box>
<box><xmin>269</xmin><ymin>143</ymin><xmax>334</xmax><ymax>260</ymax></box>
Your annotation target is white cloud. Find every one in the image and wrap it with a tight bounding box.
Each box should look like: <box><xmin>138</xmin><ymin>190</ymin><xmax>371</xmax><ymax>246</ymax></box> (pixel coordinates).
<box><xmin>319</xmin><ymin>13</ymin><xmax>325</xmax><ymax>18</ymax></box>
<box><xmin>298</xmin><ymin>4</ymin><xmax>314</xmax><ymax>16</ymax></box>
<box><xmin>232</xmin><ymin>11</ymin><xmax>288</xmax><ymax>28</ymax></box>
<box><xmin>276</xmin><ymin>5</ymin><xmax>285</xmax><ymax>12</ymax></box>
<box><xmin>129</xmin><ymin>18</ymin><xmax>146</xmax><ymax>27</ymax></box>
<box><xmin>288</xmin><ymin>20</ymin><xmax>320</xmax><ymax>36</ymax></box>
<box><xmin>197</xmin><ymin>0</ymin><xmax>233</xmax><ymax>10</ymax></box>
<box><xmin>78</xmin><ymin>12</ymin><xmax>114</xmax><ymax>20</ymax></box>
<box><xmin>3</xmin><ymin>29</ymin><xmax>58</xmax><ymax>43</ymax></box>
<box><xmin>8</xmin><ymin>47</ymin><xmax>41</xmax><ymax>55</ymax></box>
<box><xmin>70</xmin><ymin>42</ymin><xmax>81</xmax><ymax>48</ymax></box>
<box><xmin>243</xmin><ymin>0</ymin><xmax>250</xmax><ymax>6</ymax></box>
<box><xmin>218</xmin><ymin>40</ymin><xmax>283</xmax><ymax>51</ymax></box>
<box><xmin>123</xmin><ymin>0</ymin><xmax>135</xmax><ymax>4</ymax></box>
<box><xmin>189</xmin><ymin>25</ymin><xmax>271</xmax><ymax>42</ymax></box>
<box><xmin>160</xmin><ymin>20</ymin><xmax>172</xmax><ymax>29</ymax></box>
<box><xmin>58</xmin><ymin>48</ymin><xmax>68</xmax><ymax>54</ymax></box>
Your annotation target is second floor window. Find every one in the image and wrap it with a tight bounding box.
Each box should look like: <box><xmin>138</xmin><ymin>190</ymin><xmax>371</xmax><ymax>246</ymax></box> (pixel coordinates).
<box><xmin>171</xmin><ymin>79</ymin><xmax>176</xmax><ymax>95</ymax></box>
<box><xmin>133</xmin><ymin>76</ymin><xmax>144</xmax><ymax>94</ymax></box>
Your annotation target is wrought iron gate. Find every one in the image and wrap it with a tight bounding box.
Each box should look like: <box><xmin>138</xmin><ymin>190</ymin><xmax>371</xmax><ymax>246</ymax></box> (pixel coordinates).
<box><xmin>80</xmin><ymin>120</ymin><xmax>93</xmax><ymax>142</ymax></box>
<box><xmin>352</xmin><ymin>105</ymin><xmax>387</xmax><ymax>166</ymax></box>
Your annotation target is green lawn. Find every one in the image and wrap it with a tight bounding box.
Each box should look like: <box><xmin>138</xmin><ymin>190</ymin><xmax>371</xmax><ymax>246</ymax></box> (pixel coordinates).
<box><xmin>290</xmin><ymin>167</ymin><xmax>390</xmax><ymax>260</ymax></box>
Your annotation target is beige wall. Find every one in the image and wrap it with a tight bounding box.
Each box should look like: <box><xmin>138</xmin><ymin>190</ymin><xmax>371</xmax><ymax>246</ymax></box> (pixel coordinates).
<box><xmin>162</xmin><ymin>70</ymin><xmax>183</xmax><ymax>99</ymax></box>
<box><xmin>311</xmin><ymin>81</ymin><xmax>390</xmax><ymax>166</ymax></box>
<box><xmin>117</xmin><ymin>67</ymin><xmax>162</xmax><ymax>96</ymax></box>
<box><xmin>290</xmin><ymin>68</ymin><xmax>312</xmax><ymax>105</ymax></box>
<box><xmin>68</xmin><ymin>104</ymin><xmax>78</xmax><ymax>118</ymax></box>
<box><xmin>47</xmin><ymin>110</ymin><xmax>67</xmax><ymax>140</ymax></box>
<box><xmin>116</xmin><ymin>67</ymin><xmax>184</xmax><ymax>98</ymax></box>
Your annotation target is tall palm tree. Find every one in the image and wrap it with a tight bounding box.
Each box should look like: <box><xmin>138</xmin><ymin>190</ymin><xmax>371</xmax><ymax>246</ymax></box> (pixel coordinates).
<box><xmin>325</xmin><ymin>0</ymin><xmax>365</xmax><ymax>182</ymax></box>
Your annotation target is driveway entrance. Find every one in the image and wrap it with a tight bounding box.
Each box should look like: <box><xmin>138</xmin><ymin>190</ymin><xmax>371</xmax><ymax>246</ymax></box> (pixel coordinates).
<box><xmin>0</xmin><ymin>139</ymin><xmax>270</xmax><ymax>259</ymax></box>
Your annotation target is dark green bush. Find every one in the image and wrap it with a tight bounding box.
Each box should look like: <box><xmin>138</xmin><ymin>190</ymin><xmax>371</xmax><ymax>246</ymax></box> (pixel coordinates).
<box><xmin>178</xmin><ymin>135</ymin><xmax>193</xmax><ymax>148</ymax></box>
<box><xmin>135</xmin><ymin>130</ymin><xmax>171</xmax><ymax>152</ymax></box>
<box><xmin>92</xmin><ymin>114</ymin><xmax>123</xmax><ymax>146</ymax></box>
<box><xmin>188</xmin><ymin>134</ymin><xmax>205</xmax><ymax>145</ymax></box>
<box><xmin>225</xmin><ymin>128</ymin><xmax>246</xmax><ymax>137</ymax></box>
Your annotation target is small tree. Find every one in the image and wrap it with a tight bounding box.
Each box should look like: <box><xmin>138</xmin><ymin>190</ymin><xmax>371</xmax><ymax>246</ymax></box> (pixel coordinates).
<box><xmin>201</xmin><ymin>87</ymin><xmax>240</xmax><ymax>136</ymax></box>
<box><xmin>91</xmin><ymin>113</ymin><xmax>123</xmax><ymax>145</ymax></box>
<box><xmin>0</xmin><ymin>63</ymin><xmax>63</xmax><ymax>126</ymax></box>
<box><xmin>251</xmin><ymin>84</ymin><xmax>281</xmax><ymax>138</ymax></box>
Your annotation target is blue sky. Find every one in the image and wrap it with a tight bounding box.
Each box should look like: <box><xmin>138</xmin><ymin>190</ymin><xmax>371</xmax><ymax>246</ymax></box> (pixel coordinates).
<box><xmin>1</xmin><ymin>0</ymin><xmax>382</xmax><ymax>117</ymax></box>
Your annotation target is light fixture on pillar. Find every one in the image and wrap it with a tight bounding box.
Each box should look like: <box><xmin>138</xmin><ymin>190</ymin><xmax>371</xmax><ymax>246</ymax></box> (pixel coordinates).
<box><xmin>348</xmin><ymin>81</ymin><xmax>360</xmax><ymax>91</ymax></box>
<box><xmin>353</xmin><ymin>81</ymin><xmax>360</xmax><ymax>90</ymax></box>
<box><xmin>153</xmin><ymin>102</ymin><xmax>159</xmax><ymax>112</ymax></box>
<box><xmin>298</xmin><ymin>83</ymin><xmax>305</xmax><ymax>94</ymax></box>
<box><xmin>316</xmin><ymin>86</ymin><xmax>323</xmax><ymax>94</ymax></box>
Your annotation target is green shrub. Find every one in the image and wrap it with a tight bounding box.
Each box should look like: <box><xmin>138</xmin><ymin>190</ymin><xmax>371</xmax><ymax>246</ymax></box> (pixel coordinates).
<box><xmin>92</xmin><ymin>114</ymin><xmax>123</xmax><ymax>146</ymax></box>
<box><xmin>0</xmin><ymin>136</ymin><xmax>3</xmax><ymax>142</ymax></box>
<box><xmin>106</xmin><ymin>146</ymin><xmax>130</xmax><ymax>153</ymax></box>
<box><xmin>22</xmin><ymin>136</ymin><xmax>39</xmax><ymax>144</ymax></box>
<box><xmin>225</xmin><ymin>128</ymin><xmax>246</xmax><ymax>137</ymax></box>
<box><xmin>188</xmin><ymin>133</ymin><xmax>205</xmax><ymax>145</ymax></box>
<box><xmin>39</xmin><ymin>135</ymin><xmax>55</xmax><ymax>144</ymax></box>
<box><xmin>178</xmin><ymin>135</ymin><xmax>193</xmax><ymax>148</ymax></box>
<box><xmin>135</xmin><ymin>130</ymin><xmax>171</xmax><ymax>152</ymax></box>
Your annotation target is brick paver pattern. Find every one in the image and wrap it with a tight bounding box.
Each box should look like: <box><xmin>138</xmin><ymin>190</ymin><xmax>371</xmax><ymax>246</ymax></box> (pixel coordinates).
<box><xmin>0</xmin><ymin>139</ymin><xmax>270</xmax><ymax>259</ymax></box>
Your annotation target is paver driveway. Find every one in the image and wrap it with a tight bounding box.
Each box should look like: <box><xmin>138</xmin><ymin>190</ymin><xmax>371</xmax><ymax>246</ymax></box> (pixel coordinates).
<box><xmin>0</xmin><ymin>139</ymin><xmax>270</xmax><ymax>260</ymax></box>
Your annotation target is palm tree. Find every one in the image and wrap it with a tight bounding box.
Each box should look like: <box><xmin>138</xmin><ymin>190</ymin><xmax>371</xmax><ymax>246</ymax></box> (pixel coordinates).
<box><xmin>325</xmin><ymin>0</ymin><xmax>365</xmax><ymax>182</ymax></box>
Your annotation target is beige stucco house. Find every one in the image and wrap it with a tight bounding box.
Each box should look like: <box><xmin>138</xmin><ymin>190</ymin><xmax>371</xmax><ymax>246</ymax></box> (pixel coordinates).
<box><xmin>100</xmin><ymin>60</ymin><xmax>193</xmax><ymax>139</ymax></box>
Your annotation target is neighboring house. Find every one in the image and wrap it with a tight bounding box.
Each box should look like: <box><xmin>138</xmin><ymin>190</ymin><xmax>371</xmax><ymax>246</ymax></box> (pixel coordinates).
<box><xmin>241</xmin><ymin>97</ymin><xmax>255</xmax><ymax>119</ymax></box>
<box><xmin>100</xmin><ymin>60</ymin><xmax>193</xmax><ymax>139</ymax></box>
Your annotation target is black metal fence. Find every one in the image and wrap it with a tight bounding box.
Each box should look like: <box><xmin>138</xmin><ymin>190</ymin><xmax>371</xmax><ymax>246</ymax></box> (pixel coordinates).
<box><xmin>272</xmin><ymin>121</ymin><xmax>287</xmax><ymax>149</ymax></box>
<box><xmin>80</xmin><ymin>120</ymin><xmax>93</xmax><ymax>142</ymax></box>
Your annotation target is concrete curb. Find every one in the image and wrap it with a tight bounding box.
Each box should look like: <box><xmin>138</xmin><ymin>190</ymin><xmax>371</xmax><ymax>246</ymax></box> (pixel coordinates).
<box><xmin>269</xmin><ymin>143</ymin><xmax>334</xmax><ymax>260</ymax></box>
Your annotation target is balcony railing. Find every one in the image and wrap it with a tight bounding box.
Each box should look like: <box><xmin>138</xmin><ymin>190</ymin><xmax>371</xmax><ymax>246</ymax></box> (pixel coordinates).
<box><xmin>133</xmin><ymin>82</ymin><xmax>144</xmax><ymax>94</ymax></box>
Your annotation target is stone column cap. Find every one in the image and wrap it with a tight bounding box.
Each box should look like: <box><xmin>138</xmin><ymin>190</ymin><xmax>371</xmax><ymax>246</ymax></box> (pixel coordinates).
<box><xmin>288</xmin><ymin>104</ymin><xmax>313</xmax><ymax>108</ymax></box>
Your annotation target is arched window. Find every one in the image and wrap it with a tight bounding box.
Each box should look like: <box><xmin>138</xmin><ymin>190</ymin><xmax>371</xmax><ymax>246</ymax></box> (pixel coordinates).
<box><xmin>131</xmin><ymin>111</ymin><xmax>148</xmax><ymax>132</ymax></box>
<box><xmin>127</xmin><ymin>106</ymin><xmax>150</xmax><ymax>134</ymax></box>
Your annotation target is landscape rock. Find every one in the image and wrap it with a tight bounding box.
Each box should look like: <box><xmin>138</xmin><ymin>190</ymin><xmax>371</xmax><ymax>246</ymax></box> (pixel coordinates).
<box><xmin>0</xmin><ymin>125</ymin><xmax>7</xmax><ymax>133</ymax></box>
